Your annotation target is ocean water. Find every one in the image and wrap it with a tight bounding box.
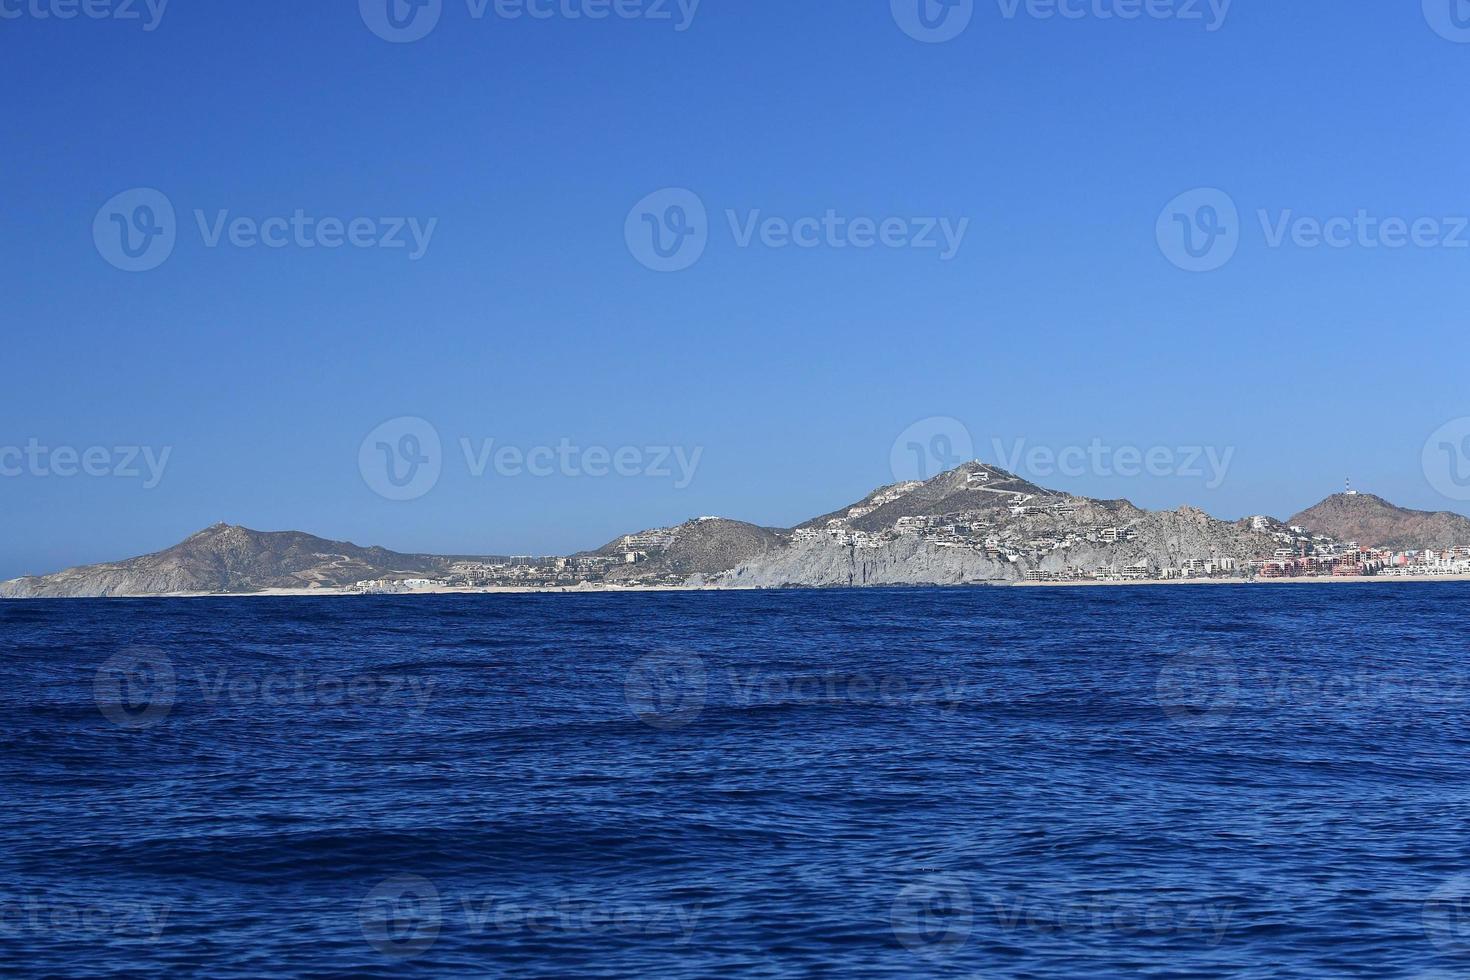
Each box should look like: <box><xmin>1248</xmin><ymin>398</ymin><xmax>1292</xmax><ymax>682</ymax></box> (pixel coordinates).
<box><xmin>4</xmin><ymin>585</ymin><xmax>1470</xmax><ymax>978</ymax></box>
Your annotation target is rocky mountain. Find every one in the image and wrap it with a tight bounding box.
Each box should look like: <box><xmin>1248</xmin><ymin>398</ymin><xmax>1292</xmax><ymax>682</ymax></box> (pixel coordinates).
<box><xmin>1289</xmin><ymin>493</ymin><xmax>1470</xmax><ymax>552</ymax></box>
<box><xmin>0</xmin><ymin>524</ymin><xmax>450</xmax><ymax>598</ymax></box>
<box><xmin>718</xmin><ymin>462</ymin><xmax>1282</xmax><ymax>588</ymax></box>
<box><xmin>594</xmin><ymin>518</ymin><xmax>790</xmax><ymax>584</ymax></box>
<box><xmin>6</xmin><ymin>465</ymin><xmax>1466</xmax><ymax>598</ymax></box>
<box><xmin>799</xmin><ymin>463</ymin><xmax>1055</xmax><ymax>532</ymax></box>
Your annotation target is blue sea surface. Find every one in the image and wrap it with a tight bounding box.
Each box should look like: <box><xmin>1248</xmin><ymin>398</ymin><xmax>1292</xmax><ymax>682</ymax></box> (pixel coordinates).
<box><xmin>4</xmin><ymin>585</ymin><xmax>1470</xmax><ymax>977</ymax></box>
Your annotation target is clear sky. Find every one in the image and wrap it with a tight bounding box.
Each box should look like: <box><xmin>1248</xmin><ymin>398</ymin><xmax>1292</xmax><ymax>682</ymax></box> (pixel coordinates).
<box><xmin>4</xmin><ymin>0</ymin><xmax>1470</xmax><ymax>579</ymax></box>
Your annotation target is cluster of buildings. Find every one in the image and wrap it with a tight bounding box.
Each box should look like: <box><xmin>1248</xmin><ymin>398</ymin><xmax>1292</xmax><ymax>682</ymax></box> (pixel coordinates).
<box><xmin>350</xmin><ymin>577</ymin><xmax>450</xmax><ymax>594</ymax></box>
<box><xmin>1253</xmin><ymin>546</ymin><xmax>1470</xmax><ymax>579</ymax></box>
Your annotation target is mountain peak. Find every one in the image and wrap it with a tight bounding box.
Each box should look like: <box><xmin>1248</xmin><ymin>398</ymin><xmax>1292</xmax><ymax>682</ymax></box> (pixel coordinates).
<box><xmin>1290</xmin><ymin>493</ymin><xmax>1470</xmax><ymax>551</ymax></box>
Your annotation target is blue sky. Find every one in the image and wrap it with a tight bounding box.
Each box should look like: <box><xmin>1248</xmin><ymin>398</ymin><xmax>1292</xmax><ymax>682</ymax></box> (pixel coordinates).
<box><xmin>4</xmin><ymin>0</ymin><xmax>1470</xmax><ymax>578</ymax></box>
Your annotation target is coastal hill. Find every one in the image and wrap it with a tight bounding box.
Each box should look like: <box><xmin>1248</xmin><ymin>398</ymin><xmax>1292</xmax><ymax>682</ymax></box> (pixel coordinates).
<box><xmin>592</xmin><ymin>518</ymin><xmax>789</xmax><ymax>584</ymax></box>
<box><xmin>0</xmin><ymin>524</ymin><xmax>453</xmax><ymax>598</ymax></box>
<box><xmin>720</xmin><ymin>462</ymin><xmax>1282</xmax><ymax>588</ymax></box>
<box><xmin>3</xmin><ymin>465</ymin><xmax>1465</xmax><ymax>597</ymax></box>
<box><xmin>1289</xmin><ymin>493</ymin><xmax>1470</xmax><ymax>552</ymax></box>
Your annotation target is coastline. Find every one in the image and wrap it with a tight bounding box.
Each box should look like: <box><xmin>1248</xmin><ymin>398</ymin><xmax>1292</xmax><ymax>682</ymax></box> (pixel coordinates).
<box><xmin>7</xmin><ymin>573</ymin><xmax>1470</xmax><ymax>600</ymax></box>
<box><xmin>1013</xmin><ymin>573</ymin><xmax>1470</xmax><ymax>588</ymax></box>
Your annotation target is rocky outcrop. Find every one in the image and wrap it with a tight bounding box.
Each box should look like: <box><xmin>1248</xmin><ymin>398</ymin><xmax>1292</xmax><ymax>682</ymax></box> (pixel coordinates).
<box><xmin>602</xmin><ymin>518</ymin><xmax>789</xmax><ymax>582</ymax></box>
<box><xmin>1034</xmin><ymin>506</ymin><xmax>1280</xmax><ymax>575</ymax></box>
<box><xmin>1289</xmin><ymin>493</ymin><xmax>1470</xmax><ymax>552</ymax></box>
<box><xmin>713</xmin><ymin>535</ymin><xmax>1021</xmax><ymax>589</ymax></box>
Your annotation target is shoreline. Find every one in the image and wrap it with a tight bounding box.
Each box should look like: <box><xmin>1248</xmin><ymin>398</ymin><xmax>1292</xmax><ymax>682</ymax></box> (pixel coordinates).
<box><xmin>1013</xmin><ymin>573</ymin><xmax>1470</xmax><ymax>587</ymax></box>
<box><xmin>5</xmin><ymin>574</ymin><xmax>1470</xmax><ymax>600</ymax></box>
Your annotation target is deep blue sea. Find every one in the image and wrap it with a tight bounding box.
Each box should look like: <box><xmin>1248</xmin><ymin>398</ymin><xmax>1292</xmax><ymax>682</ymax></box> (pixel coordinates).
<box><xmin>5</xmin><ymin>584</ymin><xmax>1470</xmax><ymax>978</ymax></box>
